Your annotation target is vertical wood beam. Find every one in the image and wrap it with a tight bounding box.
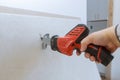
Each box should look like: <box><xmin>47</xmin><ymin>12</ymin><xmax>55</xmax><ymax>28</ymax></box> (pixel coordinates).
<box><xmin>106</xmin><ymin>0</ymin><xmax>113</xmax><ymax>80</ymax></box>
<box><xmin>107</xmin><ymin>0</ymin><xmax>113</xmax><ymax>27</ymax></box>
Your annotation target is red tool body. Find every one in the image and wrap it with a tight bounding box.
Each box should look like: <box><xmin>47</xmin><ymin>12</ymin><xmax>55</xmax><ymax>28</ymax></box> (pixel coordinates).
<box><xmin>50</xmin><ymin>24</ymin><xmax>113</xmax><ymax>66</ymax></box>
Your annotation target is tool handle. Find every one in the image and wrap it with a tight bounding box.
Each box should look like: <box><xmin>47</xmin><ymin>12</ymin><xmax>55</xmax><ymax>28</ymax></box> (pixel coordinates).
<box><xmin>85</xmin><ymin>44</ymin><xmax>114</xmax><ymax>66</ymax></box>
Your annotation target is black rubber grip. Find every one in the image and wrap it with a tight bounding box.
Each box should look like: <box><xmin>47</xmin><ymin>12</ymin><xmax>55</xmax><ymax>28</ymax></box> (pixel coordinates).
<box><xmin>85</xmin><ymin>44</ymin><xmax>114</xmax><ymax>66</ymax></box>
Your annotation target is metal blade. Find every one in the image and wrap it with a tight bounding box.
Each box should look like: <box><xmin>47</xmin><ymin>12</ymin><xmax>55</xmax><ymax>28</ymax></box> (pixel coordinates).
<box><xmin>40</xmin><ymin>33</ymin><xmax>51</xmax><ymax>49</ymax></box>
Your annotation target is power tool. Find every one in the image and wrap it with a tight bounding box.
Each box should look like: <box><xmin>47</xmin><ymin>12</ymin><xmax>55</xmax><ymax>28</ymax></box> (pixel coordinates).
<box><xmin>41</xmin><ymin>24</ymin><xmax>114</xmax><ymax>66</ymax></box>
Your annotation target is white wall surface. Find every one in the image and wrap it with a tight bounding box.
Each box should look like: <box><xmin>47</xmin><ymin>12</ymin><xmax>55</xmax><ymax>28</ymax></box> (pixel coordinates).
<box><xmin>0</xmin><ymin>13</ymin><xmax>101</xmax><ymax>80</ymax></box>
<box><xmin>0</xmin><ymin>0</ymin><xmax>86</xmax><ymax>23</ymax></box>
<box><xmin>0</xmin><ymin>0</ymin><xmax>101</xmax><ymax>80</ymax></box>
<box><xmin>112</xmin><ymin>0</ymin><xmax>120</xmax><ymax>80</ymax></box>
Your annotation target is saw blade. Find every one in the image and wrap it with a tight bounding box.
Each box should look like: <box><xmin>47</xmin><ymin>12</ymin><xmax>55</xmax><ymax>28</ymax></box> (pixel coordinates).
<box><xmin>41</xmin><ymin>33</ymin><xmax>51</xmax><ymax>49</ymax></box>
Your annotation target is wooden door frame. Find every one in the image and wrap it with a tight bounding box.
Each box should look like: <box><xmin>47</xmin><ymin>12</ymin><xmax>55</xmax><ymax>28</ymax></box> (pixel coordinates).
<box><xmin>106</xmin><ymin>0</ymin><xmax>113</xmax><ymax>80</ymax></box>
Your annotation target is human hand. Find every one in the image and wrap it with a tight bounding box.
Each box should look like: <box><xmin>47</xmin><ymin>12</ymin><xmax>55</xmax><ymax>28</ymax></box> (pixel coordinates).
<box><xmin>80</xmin><ymin>26</ymin><xmax>120</xmax><ymax>62</ymax></box>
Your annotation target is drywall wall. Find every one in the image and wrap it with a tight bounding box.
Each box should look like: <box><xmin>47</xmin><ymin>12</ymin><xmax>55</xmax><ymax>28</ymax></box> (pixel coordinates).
<box><xmin>111</xmin><ymin>0</ymin><xmax>120</xmax><ymax>80</ymax></box>
<box><xmin>0</xmin><ymin>13</ymin><xmax>101</xmax><ymax>80</ymax></box>
<box><xmin>0</xmin><ymin>0</ymin><xmax>101</xmax><ymax>80</ymax></box>
<box><xmin>0</xmin><ymin>0</ymin><xmax>86</xmax><ymax>23</ymax></box>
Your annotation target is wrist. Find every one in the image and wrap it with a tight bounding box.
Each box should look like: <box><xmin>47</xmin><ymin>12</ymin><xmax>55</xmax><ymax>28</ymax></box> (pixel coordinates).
<box><xmin>107</xmin><ymin>26</ymin><xmax>120</xmax><ymax>47</ymax></box>
<box><xmin>115</xmin><ymin>25</ymin><xmax>120</xmax><ymax>43</ymax></box>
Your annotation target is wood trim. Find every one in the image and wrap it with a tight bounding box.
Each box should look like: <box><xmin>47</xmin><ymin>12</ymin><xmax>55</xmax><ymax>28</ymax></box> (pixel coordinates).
<box><xmin>106</xmin><ymin>0</ymin><xmax>113</xmax><ymax>80</ymax></box>
<box><xmin>107</xmin><ymin>0</ymin><xmax>113</xmax><ymax>27</ymax></box>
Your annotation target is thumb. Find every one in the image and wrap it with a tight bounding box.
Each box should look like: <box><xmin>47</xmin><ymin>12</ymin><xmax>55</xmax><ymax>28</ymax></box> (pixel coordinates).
<box><xmin>80</xmin><ymin>35</ymin><xmax>93</xmax><ymax>51</ymax></box>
